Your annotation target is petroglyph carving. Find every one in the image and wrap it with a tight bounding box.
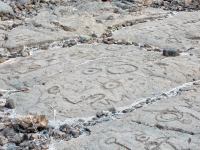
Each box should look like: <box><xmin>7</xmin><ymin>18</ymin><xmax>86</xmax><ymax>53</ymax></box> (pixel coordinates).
<box><xmin>48</xmin><ymin>86</ymin><xmax>60</xmax><ymax>94</ymax></box>
<box><xmin>107</xmin><ymin>64</ymin><xmax>137</xmax><ymax>74</ymax></box>
<box><xmin>105</xmin><ymin>137</ymin><xmax>131</xmax><ymax>150</ymax></box>
<box><xmin>82</xmin><ymin>68</ymin><xmax>102</xmax><ymax>75</ymax></box>
<box><xmin>156</xmin><ymin>110</ymin><xmax>183</xmax><ymax>122</ymax></box>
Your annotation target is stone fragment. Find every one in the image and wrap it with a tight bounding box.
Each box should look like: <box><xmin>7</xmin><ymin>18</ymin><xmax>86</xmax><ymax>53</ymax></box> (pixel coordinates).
<box><xmin>19</xmin><ymin>141</ymin><xmax>31</xmax><ymax>147</ymax></box>
<box><xmin>62</xmin><ymin>134</ymin><xmax>71</xmax><ymax>141</ymax></box>
<box><xmin>41</xmin><ymin>144</ymin><xmax>48</xmax><ymax>149</ymax></box>
<box><xmin>59</xmin><ymin>124</ymin><xmax>71</xmax><ymax>133</ymax></box>
<box><xmin>2</xmin><ymin>128</ymin><xmax>16</xmax><ymax>137</ymax></box>
<box><xmin>0</xmin><ymin>57</ymin><xmax>5</xmax><ymax>63</ymax></box>
<box><xmin>5</xmin><ymin>99</ymin><xmax>15</xmax><ymax>109</ymax></box>
<box><xmin>96</xmin><ymin>111</ymin><xmax>104</xmax><ymax>118</ymax></box>
<box><xmin>22</xmin><ymin>133</ymin><xmax>29</xmax><ymax>141</ymax></box>
<box><xmin>30</xmin><ymin>133</ymin><xmax>38</xmax><ymax>140</ymax></box>
<box><xmin>0</xmin><ymin>2</ymin><xmax>14</xmax><ymax>15</ymax></box>
<box><xmin>12</xmin><ymin>115</ymin><xmax>48</xmax><ymax>133</ymax></box>
<box><xmin>185</xmin><ymin>0</ymin><xmax>192</xmax><ymax>5</ymax></box>
<box><xmin>9</xmin><ymin>134</ymin><xmax>21</xmax><ymax>144</ymax></box>
<box><xmin>153</xmin><ymin>0</ymin><xmax>163</xmax><ymax>6</ymax></box>
<box><xmin>122</xmin><ymin>108</ymin><xmax>133</xmax><ymax>113</ymax></box>
<box><xmin>144</xmin><ymin>44</ymin><xmax>155</xmax><ymax>51</ymax></box>
<box><xmin>0</xmin><ymin>134</ymin><xmax>7</xmax><ymax>146</ymax></box>
<box><xmin>53</xmin><ymin>130</ymin><xmax>65</xmax><ymax>137</ymax></box>
<box><xmin>132</xmin><ymin>42</ymin><xmax>139</xmax><ymax>46</ymax></box>
<box><xmin>113</xmin><ymin>8</ymin><xmax>118</xmax><ymax>13</ymax></box>
<box><xmin>78</xmin><ymin>119</ymin><xmax>85</xmax><ymax>122</ymax></box>
<box><xmin>41</xmin><ymin>45</ymin><xmax>49</xmax><ymax>50</ymax></box>
<box><xmin>71</xmin><ymin>130</ymin><xmax>79</xmax><ymax>138</ymax></box>
<box><xmin>144</xmin><ymin>0</ymin><xmax>153</xmax><ymax>5</ymax></box>
<box><xmin>29</xmin><ymin>142</ymin><xmax>38</xmax><ymax>149</ymax></box>
<box><xmin>163</xmin><ymin>48</ymin><xmax>180</xmax><ymax>56</ymax></box>
<box><xmin>21</xmin><ymin>51</ymin><xmax>29</xmax><ymax>57</ymax></box>
<box><xmin>0</xmin><ymin>124</ymin><xmax>6</xmax><ymax>131</ymax></box>
<box><xmin>68</xmin><ymin>40</ymin><xmax>77</xmax><ymax>47</ymax></box>
<box><xmin>108</xmin><ymin>107</ymin><xmax>116</xmax><ymax>113</ymax></box>
<box><xmin>145</xmin><ymin>98</ymin><xmax>151</xmax><ymax>104</ymax></box>
<box><xmin>154</xmin><ymin>47</ymin><xmax>162</xmax><ymax>52</ymax></box>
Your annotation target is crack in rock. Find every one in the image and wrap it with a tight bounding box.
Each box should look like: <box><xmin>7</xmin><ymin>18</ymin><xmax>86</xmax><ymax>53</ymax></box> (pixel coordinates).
<box><xmin>131</xmin><ymin>120</ymin><xmax>195</xmax><ymax>135</ymax></box>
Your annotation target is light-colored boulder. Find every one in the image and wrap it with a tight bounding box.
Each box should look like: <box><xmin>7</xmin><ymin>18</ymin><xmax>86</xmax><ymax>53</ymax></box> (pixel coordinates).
<box><xmin>0</xmin><ymin>2</ymin><xmax>13</xmax><ymax>15</ymax></box>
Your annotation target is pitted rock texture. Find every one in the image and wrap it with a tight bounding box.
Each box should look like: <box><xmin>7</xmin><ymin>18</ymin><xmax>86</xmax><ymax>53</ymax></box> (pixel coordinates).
<box><xmin>1</xmin><ymin>44</ymin><xmax>200</xmax><ymax>120</ymax></box>
<box><xmin>51</xmin><ymin>83</ymin><xmax>200</xmax><ymax>150</ymax></box>
<box><xmin>112</xmin><ymin>12</ymin><xmax>200</xmax><ymax>51</ymax></box>
<box><xmin>0</xmin><ymin>0</ymin><xmax>200</xmax><ymax>149</ymax></box>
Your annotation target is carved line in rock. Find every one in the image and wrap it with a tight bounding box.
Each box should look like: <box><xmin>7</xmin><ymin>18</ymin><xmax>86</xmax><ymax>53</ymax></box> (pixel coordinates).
<box><xmin>62</xmin><ymin>93</ymin><xmax>117</xmax><ymax>109</ymax></box>
<box><xmin>105</xmin><ymin>137</ymin><xmax>131</xmax><ymax>150</ymax></box>
<box><xmin>107</xmin><ymin>64</ymin><xmax>138</xmax><ymax>74</ymax></box>
<box><xmin>48</xmin><ymin>86</ymin><xmax>60</xmax><ymax>94</ymax></box>
<box><xmin>135</xmin><ymin>134</ymin><xmax>150</xmax><ymax>143</ymax></box>
<box><xmin>144</xmin><ymin>137</ymin><xmax>177</xmax><ymax>150</ymax></box>
<box><xmin>134</xmin><ymin>132</ymin><xmax>178</xmax><ymax>149</ymax></box>
<box><xmin>91</xmin><ymin>99</ymin><xmax>116</xmax><ymax>110</ymax></box>
<box><xmin>105</xmin><ymin>46</ymin><xmax>122</xmax><ymax>51</ymax></box>
<box><xmin>84</xmin><ymin>93</ymin><xmax>116</xmax><ymax>109</ymax></box>
<box><xmin>83</xmin><ymin>93</ymin><xmax>106</xmax><ymax>103</ymax></box>
<box><xmin>63</xmin><ymin>98</ymin><xmax>82</xmax><ymax>104</ymax></box>
<box><xmin>28</xmin><ymin>64</ymin><xmax>41</xmax><ymax>71</ymax></box>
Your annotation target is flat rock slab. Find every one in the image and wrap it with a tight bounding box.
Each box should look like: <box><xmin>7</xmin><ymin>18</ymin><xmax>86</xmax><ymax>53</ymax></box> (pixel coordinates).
<box><xmin>51</xmin><ymin>83</ymin><xmax>200</xmax><ymax>149</ymax></box>
<box><xmin>112</xmin><ymin>12</ymin><xmax>200</xmax><ymax>50</ymax></box>
<box><xmin>0</xmin><ymin>5</ymin><xmax>170</xmax><ymax>52</ymax></box>
<box><xmin>3</xmin><ymin>26</ymin><xmax>73</xmax><ymax>52</ymax></box>
<box><xmin>0</xmin><ymin>44</ymin><xmax>199</xmax><ymax>120</ymax></box>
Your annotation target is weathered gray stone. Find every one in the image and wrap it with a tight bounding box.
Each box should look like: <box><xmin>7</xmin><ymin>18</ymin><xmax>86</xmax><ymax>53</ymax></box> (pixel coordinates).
<box><xmin>5</xmin><ymin>99</ymin><xmax>15</xmax><ymax>109</ymax></box>
<box><xmin>0</xmin><ymin>2</ymin><xmax>13</xmax><ymax>15</ymax></box>
<box><xmin>2</xmin><ymin>26</ymin><xmax>73</xmax><ymax>52</ymax></box>
<box><xmin>2</xmin><ymin>128</ymin><xmax>15</xmax><ymax>137</ymax></box>
<box><xmin>0</xmin><ymin>134</ymin><xmax>7</xmax><ymax>146</ymax></box>
<box><xmin>0</xmin><ymin>2</ymin><xmax>199</xmax><ymax>149</ymax></box>
<box><xmin>51</xmin><ymin>83</ymin><xmax>200</xmax><ymax>149</ymax></box>
<box><xmin>163</xmin><ymin>48</ymin><xmax>180</xmax><ymax>56</ymax></box>
<box><xmin>0</xmin><ymin>44</ymin><xmax>199</xmax><ymax>121</ymax></box>
<box><xmin>113</xmin><ymin>12</ymin><xmax>200</xmax><ymax>51</ymax></box>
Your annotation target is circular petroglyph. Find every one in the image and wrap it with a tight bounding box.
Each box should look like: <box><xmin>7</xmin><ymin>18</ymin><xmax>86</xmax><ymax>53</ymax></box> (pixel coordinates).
<box><xmin>135</xmin><ymin>134</ymin><xmax>150</xmax><ymax>142</ymax></box>
<box><xmin>82</xmin><ymin>68</ymin><xmax>102</xmax><ymax>75</ymax></box>
<box><xmin>107</xmin><ymin>64</ymin><xmax>137</xmax><ymax>74</ymax></box>
<box><xmin>166</xmin><ymin>38</ymin><xmax>182</xmax><ymax>43</ymax></box>
<box><xmin>106</xmin><ymin>46</ymin><xmax>122</xmax><ymax>51</ymax></box>
<box><xmin>103</xmin><ymin>81</ymin><xmax>120</xmax><ymax>89</ymax></box>
<box><xmin>156</xmin><ymin>110</ymin><xmax>183</xmax><ymax>122</ymax></box>
<box><xmin>48</xmin><ymin>86</ymin><xmax>60</xmax><ymax>94</ymax></box>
